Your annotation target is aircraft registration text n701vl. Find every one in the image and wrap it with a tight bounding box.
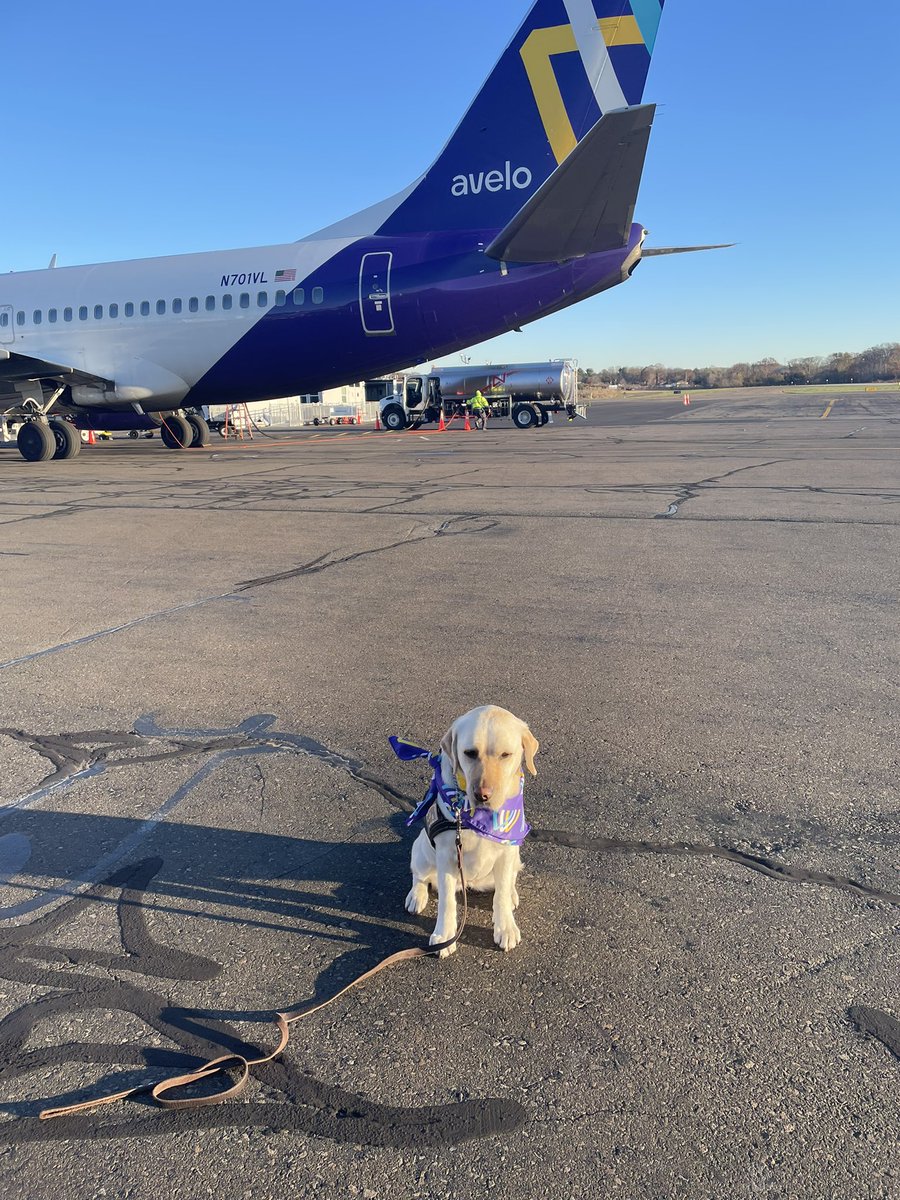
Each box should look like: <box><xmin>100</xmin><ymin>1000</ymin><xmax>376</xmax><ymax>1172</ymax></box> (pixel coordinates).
<box><xmin>220</xmin><ymin>273</ymin><xmax>270</xmax><ymax>288</ymax></box>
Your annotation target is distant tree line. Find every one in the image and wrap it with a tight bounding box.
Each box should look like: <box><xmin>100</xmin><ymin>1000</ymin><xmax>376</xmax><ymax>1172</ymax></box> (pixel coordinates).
<box><xmin>577</xmin><ymin>343</ymin><xmax>900</xmax><ymax>389</ymax></box>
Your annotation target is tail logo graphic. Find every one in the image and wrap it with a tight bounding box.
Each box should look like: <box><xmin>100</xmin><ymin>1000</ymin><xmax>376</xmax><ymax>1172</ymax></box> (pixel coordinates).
<box><xmin>521</xmin><ymin>0</ymin><xmax>656</xmax><ymax>164</ymax></box>
<box><xmin>451</xmin><ymin>162</ymin><xmax>533</xmax><ymax>198</ymax></box>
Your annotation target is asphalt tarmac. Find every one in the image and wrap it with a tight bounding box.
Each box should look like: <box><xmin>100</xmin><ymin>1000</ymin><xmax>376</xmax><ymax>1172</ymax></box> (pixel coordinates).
<box><xmin>0</xmin><ymin>387</ymin><xmax>898</xmax><ymax>1199</ymax></box>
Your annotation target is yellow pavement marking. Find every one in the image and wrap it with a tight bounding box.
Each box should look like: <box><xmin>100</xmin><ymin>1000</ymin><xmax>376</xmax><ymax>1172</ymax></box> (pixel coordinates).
<box><xmin>820</xmin><ymin>399</ymin><xmax>838</xmax><ymax>419</ymax></box>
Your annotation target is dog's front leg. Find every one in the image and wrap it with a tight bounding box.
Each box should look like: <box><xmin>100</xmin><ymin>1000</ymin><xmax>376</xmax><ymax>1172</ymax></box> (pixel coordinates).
<box><xmin>492</xmin><ymin>850</ymin><xmax>521</xmax><ymax>951</ymax></box>
<box><xmin>429</xmin><ymin>836</ymin><xmax>459</xmax><ymax>957</ymax></box>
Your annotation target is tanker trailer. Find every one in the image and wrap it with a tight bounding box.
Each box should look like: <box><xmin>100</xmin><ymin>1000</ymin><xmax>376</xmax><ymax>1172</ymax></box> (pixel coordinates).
<box><xmin>379</xmin><ymin>360</ymin><xmax>580</xmax><ymax>429</ymax></box>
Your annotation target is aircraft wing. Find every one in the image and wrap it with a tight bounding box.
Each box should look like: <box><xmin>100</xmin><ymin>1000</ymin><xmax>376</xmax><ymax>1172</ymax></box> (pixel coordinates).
<box><xmin>485</xmin><ymin>104</ymin><xmax>656</xmax><ymax>264</ymax></box>
<box><xmin>0</xmin><ymin>348</ymin><xmax>112</xmax><ymax>402</ymax></box>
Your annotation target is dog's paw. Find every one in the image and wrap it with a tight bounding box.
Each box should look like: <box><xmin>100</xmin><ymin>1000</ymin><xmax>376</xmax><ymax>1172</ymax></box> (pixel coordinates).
<box><xmin>429</xmin><ymin>930</ymin><xmax>457</xmax><ymax>958</ymax></box>
<box><xmin>405</xmin><ymin>883</ymin><xmax>429</xmax><ymax>915</ymax></box>
<box><xmin>493</xmin><ymin>918</ymin><xmax>521</xmax><ymax>952</ymax></box>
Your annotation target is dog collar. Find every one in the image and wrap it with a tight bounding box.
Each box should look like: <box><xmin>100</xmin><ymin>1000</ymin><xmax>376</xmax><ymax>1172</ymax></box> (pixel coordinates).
<box><xmin>389</xmin><ymin>736</ymin><xmax>531</xmax><ymax>846</ymax></box>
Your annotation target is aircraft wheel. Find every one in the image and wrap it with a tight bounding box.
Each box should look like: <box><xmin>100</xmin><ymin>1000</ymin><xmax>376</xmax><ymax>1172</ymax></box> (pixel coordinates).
<box><xmin>17</xmin><ymin>421</ymin><xmax>56</xmax><ymax>462</ymax></box>
<box><xmin>381</xmin><ymin>404</ymin><xmax>407</xmax><ymax>431</ymax></box>
<box><xmin>49</xmin><ymin>418</ymin><xmax>82</xmax><ymax>459</ymax></box>
<box><xmin>186</xmin><ymin>413</ymin><xmax>211</xmax><ymax>447</ymax></box>
<box><xmin>512</xmin><ymin>403</ymin><xmax>538</xmax><ymax>429</ymax></box>
<box><xmin>159</xmin><ymin>414</ymin><xmax>193</xmax><ymax>449</ymax></box>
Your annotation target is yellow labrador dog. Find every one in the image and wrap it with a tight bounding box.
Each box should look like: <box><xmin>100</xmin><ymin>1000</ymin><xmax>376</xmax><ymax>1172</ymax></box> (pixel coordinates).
<box><xmin>404</xmin><ymin>705</ymin><xmax>538</xmax><ymax>955</ymax></box>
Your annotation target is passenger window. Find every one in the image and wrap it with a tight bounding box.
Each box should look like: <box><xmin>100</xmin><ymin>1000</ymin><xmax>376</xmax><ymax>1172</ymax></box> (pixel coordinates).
<box><xmin>205</xmin><ymin>296</ymin><xmax>216</xmax><ymax>311</ymax></box>
<box><xmin>0</xmin><ymin>312</ymin><xmax>8</xmax><ymax>328</ymax></box>
<box><xmin>222</xmin><ymin>294</ymin><xmax>233</xmax><ymax>310</ymax></box>
<box><xmin>140</xmin><ymin>301</ymin><xmax>150</xmax><ymax>316</ymax></box>
<box><xmin>79</xmin><ymin>306</ymin><xmax>88</xmax><ymax>321</ymax></box>
<box><xmin>124</xmin><ymin>302</ymin><xmax>134</xmax><ymax>317</ymax></box>
<box><xmin>275</xmin><ymin>290</ymin><xmax>286</xmax><ymax>306</ymax></box>
<box><xmin>189</xmin><ymin>297</ymin><xmax>199</xmax><ymax>313</ymax></box>
<box><xmin>156</xmin><ymin>299</ymin><xmax>166</xmax><ymax>315</ymax></box>
<box><xmin>312</xmin><ymin>287</ymin><xmax>324</xmax><ymax>305</ymax></box>
<box><xmin>64</xmin><ymin>307</ymin><xmax>73</xmax><ymax>322</ymax></box>
<box><xmin>94</xmin><ymin>305</ymin><xmax>103</xmax><ymax>320</ymax></box>
<box><xmin>48</xmin><ymin>308</ymin><xmax>58</xmax><ymax>323</ymax></box>
<box><xmin>172</xmin><ymin>298</ymin><xmax>182</xmax><ymax>314</ymax></box>
<box><xmin>293</xmin><ymin>289</ymin><xmax>305</xmax><ymax>306</ymax></box>
<box><xmin>16</xmin><ymin>311</ymin><xmax>24</xmax><ymax>325</ymax></box>
<box><xmin>109</xmin><ymin>303</ymin><xmax>118</xmax><ymax>319</ymax></box>
<box><xmin>34</xmin><ymin>310</ymin><xmax>42</xmax><ymax>325</ymax></box>
<box><xmin>257</xmin><ymin>291</ymin><xmax>268</xmax><ymax>307</ymax></box>
<box><xmin>239</xmin><ymin>293</ymin><xmax>250</xmax><ymax>308</ymax></box>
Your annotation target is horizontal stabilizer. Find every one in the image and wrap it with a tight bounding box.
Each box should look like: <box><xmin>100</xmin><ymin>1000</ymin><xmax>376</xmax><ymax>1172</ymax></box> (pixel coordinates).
<box><xmin>485</xmin><ymin>104</ymin><xmax>655</xmax><ymax>264</ymax></box>
<box><xmin>642</xmin><ymin>244</ymin><xmax>735</xmax><ymax>256</ymax></box>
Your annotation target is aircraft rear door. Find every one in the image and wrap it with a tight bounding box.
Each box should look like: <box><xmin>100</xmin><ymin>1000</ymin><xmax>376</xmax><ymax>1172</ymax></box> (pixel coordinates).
<box><xmin>0</xmin><ymin>305</ymin><xmax>13</xmax><ymax>344</ymax></box>
<box><xmin>359</xmin><ymin>252</ymin><xmax>395</xmax><ymax>336</ymax></box>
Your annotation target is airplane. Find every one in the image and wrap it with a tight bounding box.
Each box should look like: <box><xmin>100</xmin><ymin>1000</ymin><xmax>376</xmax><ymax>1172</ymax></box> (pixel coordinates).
<box><xmin>0</xmin><ymin>0</ymin><xmax>726</xmax><ymax>463</ymax></box>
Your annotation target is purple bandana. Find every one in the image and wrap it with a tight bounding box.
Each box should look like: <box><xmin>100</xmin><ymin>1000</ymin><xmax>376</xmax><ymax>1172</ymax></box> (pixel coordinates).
<box><xmin>461</xmin><ymin>783</ymin><xmax>530</xmax><ymax>845</ymax></box>
<box><xmin>389</xmin><ymin>736</ymin><xmax>531</xmax><ymax>847</ymax></box>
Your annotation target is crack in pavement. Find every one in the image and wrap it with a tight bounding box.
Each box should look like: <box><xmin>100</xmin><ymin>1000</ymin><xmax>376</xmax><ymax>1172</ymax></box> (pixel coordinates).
<box><xmin>0</xmin><ymin>517</ymin><xmax>498</xmax><ymax>671</ymax></box>
<box><xmin>530</xmin><ymin>829</ymin><xmax>900</xmax><ymax>908</ymax></box>
<box><xmin>232</xmin><ymin>516</ymin><xmax>497</xmax><ymax>591</ymax></box>
<box><xmin>1</xmin><ymin>715</ymin><xmax>897</xmax><ymax>1135</ymax></box>
<box><xmin>654</xmin><ymin>459</ymin><xmax>790</xmax><ymax>519</ymax></box>
<box><xmin>0</xmin><ymin>716</ymin><xmax>413</xmax><ymax>822</ymax></box>
<box><xmin>4</xmin><ymin>718</ymin><xmax>897</xmax><ymax>911</ymax></box>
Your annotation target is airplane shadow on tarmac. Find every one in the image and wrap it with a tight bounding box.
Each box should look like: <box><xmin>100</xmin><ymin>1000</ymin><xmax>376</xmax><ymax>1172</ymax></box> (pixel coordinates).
<box><xmin>0</xmin><ymin>716</ymin><xmax>525</xmax><ymax>1148</ymax></box>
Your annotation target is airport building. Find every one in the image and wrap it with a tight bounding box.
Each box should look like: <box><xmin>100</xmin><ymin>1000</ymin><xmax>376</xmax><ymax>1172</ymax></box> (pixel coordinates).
<box><xmin>208</xmin><ymin>382</ymin><xmax>379</xmax><ymax>428</ymax></box>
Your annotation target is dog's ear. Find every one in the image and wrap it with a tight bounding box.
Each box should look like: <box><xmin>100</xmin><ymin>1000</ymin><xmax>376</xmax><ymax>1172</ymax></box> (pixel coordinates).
<box><xmin>440</xmin><ymin>720</ymin><xmax>459</xmax><ymax>774</ymax></box>
<box><xmin>521</xmin><ymin>724</ymin><xmax>539</xmax><ymax>776</ymax></box>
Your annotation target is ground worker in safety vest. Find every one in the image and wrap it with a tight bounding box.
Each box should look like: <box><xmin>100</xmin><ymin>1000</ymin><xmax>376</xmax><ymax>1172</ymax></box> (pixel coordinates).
<box><xmin>469</xmin><ymin>389</ymin><xmax>489</xmax><ymax>429</ymax></box>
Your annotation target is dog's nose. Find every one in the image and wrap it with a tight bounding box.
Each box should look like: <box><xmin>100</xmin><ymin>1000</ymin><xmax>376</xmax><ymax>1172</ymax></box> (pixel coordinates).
<box><xmin>476</xmin><ymin>786</ymin><xmax>493</xmax><ymax>803</ymax></box>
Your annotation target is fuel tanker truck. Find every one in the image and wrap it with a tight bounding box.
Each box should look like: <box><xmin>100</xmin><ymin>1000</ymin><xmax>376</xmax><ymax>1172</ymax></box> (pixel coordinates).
<box><xmin>378</xmin><ymin>360</ymin><xmax>582</xmax><ymax>430</ymax></box>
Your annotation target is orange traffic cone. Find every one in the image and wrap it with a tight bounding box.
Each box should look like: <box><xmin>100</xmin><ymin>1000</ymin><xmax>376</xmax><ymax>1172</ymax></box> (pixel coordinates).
<box><xmin>464</xmin><ymin>411</ymin><xmax>471</xmax><ymax>431</ymax></box>
<box><xmin>682</xmin><ymin>394</ymin><xmax>689</xmax><ymax>407</ymax></box>
<box><xmin>374</xmin><ymin>410</ymin><xmax>381</xmax><ymax>430</ymax></box>
<box><xmin>87</xmin><ymin>429</ymin><xmax>96</xmax><ymax>444</ymax></box>
<box><xmin>438</xmin><ymin>409</ymin><xmax>446</xmax><ymax>432</ymax></box>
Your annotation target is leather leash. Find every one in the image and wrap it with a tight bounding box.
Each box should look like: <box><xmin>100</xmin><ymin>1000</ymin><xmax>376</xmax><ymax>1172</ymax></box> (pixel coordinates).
<box><xmin>40</xmin><ymin>824</ymin><xmax>467</xmax><ymax>1120</ymax></box>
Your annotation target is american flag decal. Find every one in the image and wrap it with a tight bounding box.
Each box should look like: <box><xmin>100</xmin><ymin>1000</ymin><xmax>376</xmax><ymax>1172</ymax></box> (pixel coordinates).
<box><xmin>275</xmin><ymin>268</ymin><xmax>296</xmax><ymax>282</ymax></box>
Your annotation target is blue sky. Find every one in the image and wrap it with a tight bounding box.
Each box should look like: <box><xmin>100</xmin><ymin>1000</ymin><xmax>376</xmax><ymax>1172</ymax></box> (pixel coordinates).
<box><xmin>4</xmin><ymin>1</ymin><xmax>898</xmax><ymax>371</ymax></box>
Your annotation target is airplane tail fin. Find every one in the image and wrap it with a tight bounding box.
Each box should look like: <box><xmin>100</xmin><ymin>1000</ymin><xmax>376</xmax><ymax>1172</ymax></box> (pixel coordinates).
<box><xmin>377</xmin><ymin>0</ymin><xmax>666</xmax><ymax>237</ymax></box>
